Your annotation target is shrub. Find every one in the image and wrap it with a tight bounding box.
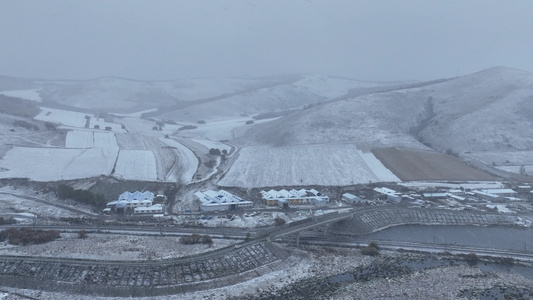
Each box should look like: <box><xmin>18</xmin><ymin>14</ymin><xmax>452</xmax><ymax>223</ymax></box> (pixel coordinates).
<box><xmin>13</xmin><ymin>120</ymin><xmax>38</xmax><ymax>131</ymax></box>
<box><xmin>245</xmin><ymin>120</ymin><xmax>254</xmax><ymax>125</ymax></box>
<box><xmin>360</xmin><ymin>246</ymin><xmax>379</xmax><ymax>256</ymax></box>
<box><xmin>0</xmin><ymin>228</ymin><xmax>60</xmax><ymax>245</ymax></box>
<box><xmin>0</xmin><ymin>216</ymin><xmax>16</xmax><ymax>225</ymax></box>
<box><xmin>197</xmin><ymin>120</ymin><xmax>206</xmax><ymax>124</ymax></box>
<box><xmin>178</xmin><ymin>125</ymin><xmax>197</xmax><ymax>131</ymax></box>
<box><xmin>56</xmin><ymin>184</ymin><xmax>107</xmax><ymax>207</ymax></box>
<box><xmin>179</xmin><ymin>234</ymin><xmax>213</xmax><ymax>245</ymax></box>
<box><xmin>274</xmin><ymin>217</ymin><xmax>286</xmax><ymax>226</ymax></box>
<box><xmin>361</xmin><ymin>242</ymin><xmax>380</xmax><ymax>256</ymax></box>
<box><xmin>44</xmin><ymin>122</ymin><xmax>57</xmax><ymax>131</ymax></box>
<box><xmin>464</xmin><ymin>253</ymin><xmax>479</xmax><ymax>266</ymax></box>
<box><xmin>368</xmin><ymin>241</ymin><xmax>380</xmax><ymax>250</ymax></box>
<box><xmin>78</xmin><ymin>230</ymin><xmax>88</xmax><ymax>239</ymax></box>
<box><xmin>204</xmin><ymin>160</ymin><xmax>216</xmax><ymax>168</ymax></box>
<box><xmin>209</xmin><ymin>148</ymin><xmax>221</xmax><ymax>156</ymax></box>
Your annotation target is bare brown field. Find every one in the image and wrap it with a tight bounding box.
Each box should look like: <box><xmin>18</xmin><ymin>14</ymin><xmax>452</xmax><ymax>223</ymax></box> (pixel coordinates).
<box><xmin>372</xmin><ymin>147</ymin><xmax>494</xmax><ymax>181</ymax></box>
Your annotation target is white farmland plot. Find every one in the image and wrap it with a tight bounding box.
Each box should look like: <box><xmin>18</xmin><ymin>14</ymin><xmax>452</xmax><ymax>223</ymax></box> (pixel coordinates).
<box><xmin>113</xmin><ymin>150</ymin><xmax>158</xmax><ymax>181</ymax></box>
<box><xmin>66</xmin><ymin>131</ymin><xmax>117</xmax><ymax>148</ymax></box>
<box><xmin>0</xmin><ymin>146</ymin><xmax>118</xmax><ymax>181</ymax></box>
<box><xmin>218</xmin><ymin>144</ymin><xmax>400</xmax><ymax>188</ymax></box>
<box><xmin>66</xmin><ymin>131</ymin><xmax>94</xmax><ymax>148</ymax></box>
<box><xmin>94</xmin><ymin>132</ymin><xmax>118</xmax><ymax>148</ymax></box>
<box><xmin>34</xmin><ymin>107</ymin><xmax>89</xmax><ymax>128</ymax></box>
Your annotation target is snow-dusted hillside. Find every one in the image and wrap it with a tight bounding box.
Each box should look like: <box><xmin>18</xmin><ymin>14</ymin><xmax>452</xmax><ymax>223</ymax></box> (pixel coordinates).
<box><xmin>158</xmin><ymin>75</ymin><xmax>396</xmax><ymax>122</ymax></box>
<box><xmin>239</xmin><ymin>67</ymin><xmax>533</xmax><ymax>155</ymax></box>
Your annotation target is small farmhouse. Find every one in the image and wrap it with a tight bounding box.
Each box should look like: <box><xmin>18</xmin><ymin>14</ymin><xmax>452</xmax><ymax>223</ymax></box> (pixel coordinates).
<box><xmin>194</xmin><ymin>190</ymin><xmax>253</xmax><ymax>212</ymax></box>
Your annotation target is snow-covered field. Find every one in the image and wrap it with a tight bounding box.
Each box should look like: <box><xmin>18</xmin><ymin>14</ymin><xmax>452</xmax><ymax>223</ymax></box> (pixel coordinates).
<box><xmin>0</xmin><ymin>89</ymin><xmax>42</xmax><ymax>102</ymax></box>
<box><xmin>0</xmin><ymin>146</ymin><xmax>118</xmax><ymax>181</ymax></box>
<box><xmin>175</xmin><ymin>117</ymin><xmax>279</xmax><ymax>141</ymax></box>
<box><xmin>159</xmin><ymin>138</ymin><xmax>198</xmax><ymax>183</ymax></box>
<box><xmin>34</xmin><ymin>107</ymin><xmax>89</xmax><ymax>128</ymax></box>
<box><xmin>0</xmin><ymin>233</ymin><xmax>234</xmax><ymax>261</ymax></box>
<box><xmin>65</xmin><ymin>130</ymin><xmax>117</xmax><ymax>148</ymax></box>
<box><xmin>219</xmin><ymin>144</ymin><xmax>400</xmax><ymax>188</ymax></box>
<box><xmin>113</xmin><ymin>150</ymin><xmax>158</xmax><ymax>181</ymax></box>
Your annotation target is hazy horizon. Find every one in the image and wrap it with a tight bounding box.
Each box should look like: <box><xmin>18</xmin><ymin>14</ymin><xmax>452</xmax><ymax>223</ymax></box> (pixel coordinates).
<box><xmin>2</xmin><ymin>0</ymin><xmax>533</xmax><ymax>81</ymax></box>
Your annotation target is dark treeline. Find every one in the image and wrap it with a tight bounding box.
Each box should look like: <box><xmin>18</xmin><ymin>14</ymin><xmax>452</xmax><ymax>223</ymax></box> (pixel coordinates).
<box><xmin>56</xmin><ymin>184</ymin><xmax>107</xmax><ymax>207</ymax></box>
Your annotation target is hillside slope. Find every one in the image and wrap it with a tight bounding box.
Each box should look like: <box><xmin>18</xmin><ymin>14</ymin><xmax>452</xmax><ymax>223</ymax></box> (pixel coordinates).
<box><xmin>239</xmin><ymin>67</ymin><xmax>533</xmax><ymax>153</ymax></box>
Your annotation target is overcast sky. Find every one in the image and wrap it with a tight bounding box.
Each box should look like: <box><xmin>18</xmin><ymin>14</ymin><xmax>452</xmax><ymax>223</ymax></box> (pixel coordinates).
<box><xmin>1</xmin><ymin>0</ymin><xmax>533</xmax><ymax>81</ymax></box>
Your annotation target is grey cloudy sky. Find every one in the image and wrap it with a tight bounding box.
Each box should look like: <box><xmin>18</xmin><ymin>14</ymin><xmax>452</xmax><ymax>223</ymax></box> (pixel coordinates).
<box><xmin>1</xmin><ymin>0</ymin><xmax>532</xmax><ymax>81</ymax></box>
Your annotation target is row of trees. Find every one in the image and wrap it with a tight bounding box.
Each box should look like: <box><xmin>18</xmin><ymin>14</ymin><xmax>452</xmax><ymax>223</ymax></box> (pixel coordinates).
<box><xmin>0</xmin><ymin>228</ymin><xmax>60</xmax><ymax>245</ymax></box>
<box><xmin>56</xmin><ymin>184</ymin><xmax>107</xmax><ymax>207</ymax></box>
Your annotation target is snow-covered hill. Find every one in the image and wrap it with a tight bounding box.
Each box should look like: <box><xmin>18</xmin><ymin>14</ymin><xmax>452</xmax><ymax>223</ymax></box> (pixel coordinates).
<box><xmin>235</xmin><ymin>66</ymin><xmax>533</xmax><ymax>178</ymax></box>
<box><xmin>240</xmin><ymin>67</ymin><xmax>532</xmax><ymax>148</ymax></box>
<box><xmin>0</xmin><ymin>75</ymin><xmax>400</xmax><ymax>121</ymax></box>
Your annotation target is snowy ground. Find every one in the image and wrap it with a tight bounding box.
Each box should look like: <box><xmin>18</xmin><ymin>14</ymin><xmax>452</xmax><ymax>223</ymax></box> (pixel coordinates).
<box><xmin>66</xmin><ymin>131</ymin><xmax>117</xmax><ymax>148</ymax></box>
<box><xmin>219</xmin><ymin>144</ymin><xmax>399</xmax><ymax>188</ymax></box>
<box><xmin>0</xmin><ymin>89</ymin><xmax>42</xmax><ymax>102</ymax></box>
<box><xmin>34</xmin><ymin>107</ymin><xmax>89</xmax><ymax>128</ymax></box>
<box><xmin>174</xmin><ymin>117</ymin><xmax>277</xmax><ymax>141</ymax></box>
<box><xmin>113</xmin><ymin>150</ymin><xmax>158</xmax><ymax>181</ymax></box>
<box><xmin>0</xmin><ymin>233</ymin><xmax>234</xmax><ymax>261</ymax></box>
<box><xmin>0</xmin><ymin>146</ymin><xmax>118</xmax><ymax>181</ymax></box>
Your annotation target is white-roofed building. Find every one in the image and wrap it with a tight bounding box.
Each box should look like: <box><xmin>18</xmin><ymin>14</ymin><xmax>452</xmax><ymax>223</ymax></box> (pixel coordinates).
<box><xmin>374</xmin><ymin>187</ymin><xmax>402</xmax><ymax>203</ymax></box>
<box><xmin>195</xmin><ymin>190</ymin><xmax>253</xmax><ymax>212</ymax></box>
<box><xmin>106</xmin><ymin>190</ymin><xmax>155</xmax><ymax>213</ymax></box>
<box><xmin>134</xmin><ymin>204</ymin><xmax>163</xmax><ymax>214</ymax></box>
<box><xmin>342</xmin><ymin>193</ymin><xmax>364</xmax><ymax>204</ymax></box>
<box><xmin>260</xmin><ymin>188</ymin><xmax>329</xmax><ymax>207</ymax></box>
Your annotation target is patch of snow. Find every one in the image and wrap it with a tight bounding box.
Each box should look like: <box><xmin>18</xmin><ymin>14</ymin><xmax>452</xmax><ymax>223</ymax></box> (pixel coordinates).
<box><xmin>0</xmin><ymin>89</ymin><xmax>42</xmax><ymax>102</ymax></box>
